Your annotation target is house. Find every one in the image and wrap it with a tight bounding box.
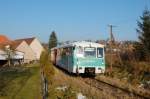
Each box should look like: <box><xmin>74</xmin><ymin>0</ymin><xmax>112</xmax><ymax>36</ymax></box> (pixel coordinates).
<box><xmin>0</xmin><ymin>41</ymin><xmax>25</xmax><ymax>65</ymax></box>
<box><xmin>0</xmin><ymin>35</ymin><xmax>44</xmax><ymax>64</ymax></box>
<box><xmin>0</xmin><ymin>49</ymin><xmax>7</xmax><ymax>65</ymax></box>
<box><xmin>0</xmin><ymin>35</ymin><xmax>11</xmax><ymax>61</ymax></box>
<box><xmin>11</xmin><ymin>40</ymin><xmax>36</xmax><ymax>63</ymax></box>
<box><xmin>15</xmin><ymin>37</ymin><xmax>44</xmax><ymax>60</ymax></box>
<box><xmin>0</xmin><ymin>49</ymin><xmax>7</xmax><ymax>60</ymax></box>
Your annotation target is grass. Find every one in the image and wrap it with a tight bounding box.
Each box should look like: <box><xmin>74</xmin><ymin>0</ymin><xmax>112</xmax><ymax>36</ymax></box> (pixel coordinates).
<box><xmin>103</xmin><ymin>53</ymin><xmax>150</xmax><ymax>98</ymax></box>
<box><xmin>0</xmin><ymin>65</ymin><xmax>41</xmax><ymax>99</ymax></box>
<box><xmin>47</xmin><ymin>66</ymin><xmax>116</xmax><ymax>99</ymax></box>
<box><xmin>105</xmin><ymin>52</ymin><xmax>150</xmax><ymax>85</ymax></box>
<box><xmin>96</xmin><ymin>73</ymin><xmax>150</xmax><ymax>98</ymax></box>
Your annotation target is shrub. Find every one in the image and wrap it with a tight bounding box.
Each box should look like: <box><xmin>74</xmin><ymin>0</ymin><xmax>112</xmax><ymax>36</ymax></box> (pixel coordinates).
<box><xmin>40</xmin><ymin>50</ymin><xmax>55</xmax><ymax>83</ymax></box>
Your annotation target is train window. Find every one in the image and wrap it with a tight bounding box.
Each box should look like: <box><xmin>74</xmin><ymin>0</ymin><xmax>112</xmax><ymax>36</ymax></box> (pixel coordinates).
<box><xmin>66</xmin><ymin>47</ymin><xmax>72</xmax><ymax>55</ymax></box>
<box><xmin>84</xmin><ymin>47</ymin><xmax>96</xmax><ymax>57</ymax></box>
<box><xmin>61</xmin><ymin>48</ymin><xmax>66</xmax><ymax>56</ymax></box>
<box><xmin>97</xmin><ymin>48</ymin><xmax>103</xmax><ymax>58</ymax></box>
<box><xmin>76</xmin><ymin>46</ymin><xmax>84</xmax><ymax>57</ymax></box>
<box><xmin>72</xmin><ymin>47</ymin><xmax>75</xmax><ymax>50</ymax></box>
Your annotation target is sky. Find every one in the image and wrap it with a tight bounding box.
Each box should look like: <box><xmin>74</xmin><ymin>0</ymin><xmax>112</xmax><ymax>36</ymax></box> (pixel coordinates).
<box><xmin>0</xmin><ymin>0</ymin><xmax>150</xmax><ymax>43</ymax></box>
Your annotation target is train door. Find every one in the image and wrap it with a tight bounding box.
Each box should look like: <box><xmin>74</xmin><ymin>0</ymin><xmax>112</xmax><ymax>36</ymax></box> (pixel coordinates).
<box><xmin>67</xmin><ymin>47</ymin><xmax>73</xmax><ymax>72</ymax></box>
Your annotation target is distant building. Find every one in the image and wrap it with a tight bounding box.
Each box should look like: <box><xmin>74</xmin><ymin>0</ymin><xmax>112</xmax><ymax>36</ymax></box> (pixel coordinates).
<box><xmin>11</xmin><ymin>40</ymin><xmax>36</xmax><ymax>63</ymax></box>
<box><xmin>15</xmin><ymin>37</ymin><xmax>44</xmax><ymax>60</ymax></box>
<box><xmin>0</xmin><ymin>40</ymin><xmax>24</xmax><ymax>65</ymax></box>
<box><xmin>0</xmin><ymin>35</ymin><xmax>11</xmax><ymax>61</ymax></box>
<box><xmin>0</xmin><ymin>35</ymin><xmax>44</xmax><ymax>64</ymax></box>
<box><xmin>0</xmin><ymin>49</ymin><xmax>7</xmax><ymax>60</ymax></box>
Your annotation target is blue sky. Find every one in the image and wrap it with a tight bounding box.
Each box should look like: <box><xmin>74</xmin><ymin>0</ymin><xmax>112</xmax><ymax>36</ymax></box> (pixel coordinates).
<box><xmin>0</xmin><ymin>0</ymin><xmax>150</xmax><ymax>42</ymax></box>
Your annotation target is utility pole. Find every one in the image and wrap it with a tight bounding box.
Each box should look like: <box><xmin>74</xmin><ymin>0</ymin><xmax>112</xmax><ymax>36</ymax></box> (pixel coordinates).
<box><xmin>108</xmin><ymin>24</ymin><xmax>116</xmax><ymax>43</ymax></box>
<box><xmin>108</xmin><ymin>24</ymin><xmax>116</xmax><ymax>73</ymax></box>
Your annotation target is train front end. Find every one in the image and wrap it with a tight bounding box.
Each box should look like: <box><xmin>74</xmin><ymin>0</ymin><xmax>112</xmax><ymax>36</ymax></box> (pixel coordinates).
<box><xmin>73</xmin><ymin>42</ymin><xmax>105</xmax><ymax>74</ymax></box>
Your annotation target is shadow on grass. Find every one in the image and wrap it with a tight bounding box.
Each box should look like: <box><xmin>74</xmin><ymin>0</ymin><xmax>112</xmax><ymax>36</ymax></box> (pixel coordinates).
<box><xmin>0</xmin><ymin>67</ymin><xmax>33</xmax><ymax>97</ymax></box>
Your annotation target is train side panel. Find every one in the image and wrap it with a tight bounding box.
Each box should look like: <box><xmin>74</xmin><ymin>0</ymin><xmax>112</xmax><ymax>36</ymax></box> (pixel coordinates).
<box><xmin>55</xmin><ymin>48</ymin><xmax>75</xmax><ymax>73</ymax></box>
<box><xmin>50</xmin><ymin>49</ymin><xmax>56</xmax><ymax>64</ymax></box>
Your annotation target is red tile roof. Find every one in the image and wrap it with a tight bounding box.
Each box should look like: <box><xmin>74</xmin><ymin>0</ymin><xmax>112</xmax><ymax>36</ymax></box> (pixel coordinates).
<box><xmin>0</xmin><ymin>40</ymin><xmax>24</xmax><ymax>50</ymax></box>
<box><xmin>0</xmin><ymin>41</ymin><xmax>12</xmax><ymax>50</ymax></box>
<box><xmin>0</xmin><ymin>36</ymin><xmax>36</xmax><ymax>50</ymax></box>
<box><xmin>0</xmin><ymin>35</ymin><xmax>10</xmax><ymax>43</ymax></box>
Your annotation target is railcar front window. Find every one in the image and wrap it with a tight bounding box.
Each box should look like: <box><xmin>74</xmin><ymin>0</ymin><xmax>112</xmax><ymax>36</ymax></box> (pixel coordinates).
<box><xmin>84</xmin><ymin>47</ymin><xmax>96</xmax><ymax>57</ymax></box>
<box><xmin>97</xmin><ymin>48</ymin><xmax>103</xmax><ymax>58</ymax></box>
<box><xmin>76</xmin><ymin>46</ymin><xmax>84</xmax><ymax>57</ymax></box>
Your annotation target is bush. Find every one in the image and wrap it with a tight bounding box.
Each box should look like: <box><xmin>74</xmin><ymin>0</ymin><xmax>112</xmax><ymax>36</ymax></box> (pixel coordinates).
<box><xmin>40</xmin><ymin>50</ymin><xmax>55</xmax><ymax>82</ymax></box>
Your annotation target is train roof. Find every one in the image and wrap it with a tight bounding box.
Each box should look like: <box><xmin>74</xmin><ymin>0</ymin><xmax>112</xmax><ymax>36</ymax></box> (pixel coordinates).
<box><xmin>51</xmin><ymin>41</ymin><xmax>104</xmax><ymax>50</ymax></box>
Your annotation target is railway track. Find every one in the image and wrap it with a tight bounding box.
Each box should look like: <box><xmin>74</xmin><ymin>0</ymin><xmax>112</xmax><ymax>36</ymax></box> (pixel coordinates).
<box><xmin>55</xmin><ymin>66</ymin><xmax>149</xmax><ymax>98</ymax></box>
<box><xmin>81</xmin><ymin>77</ymin><xmax>149</xmax><ymax>99</ymax></box>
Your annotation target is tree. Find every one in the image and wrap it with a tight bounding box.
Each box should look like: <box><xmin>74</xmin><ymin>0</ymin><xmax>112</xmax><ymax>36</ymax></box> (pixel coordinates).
<box><xmin>40</xmin><ymin>50</ymin><xmax>55</xmax><ymax>81</ymax></box>
<box><xmin>136</xmin><ymin>9</ymin><xmax>150</xmax><ymax>61</ymax></box>
<box><xmin>48</xmin><ymin>31</ymin><xmax>57</xmax><ymax>51</ymax></box>
<box><xmin>5</xmin><ymin>45</ymin><xmax>15</xmax><ymax>66</ymax></box>
<box><xmin>40</xmin><ymin>50</ymin><xmax>55</xmax><ymax>98</ymax></box>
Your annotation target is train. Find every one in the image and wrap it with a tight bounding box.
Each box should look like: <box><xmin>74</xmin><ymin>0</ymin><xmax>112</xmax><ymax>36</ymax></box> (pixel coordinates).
<box><xmin>51</xmin><ymin>41</ymin><xmax>105</xmax><ymax>74</ymax></box>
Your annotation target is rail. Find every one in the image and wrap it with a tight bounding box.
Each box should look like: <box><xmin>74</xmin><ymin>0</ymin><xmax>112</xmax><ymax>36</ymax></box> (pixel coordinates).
<box><xmin>82</xmin><ymin>77</ymin><xmax>150</xmax><ymax>99</ymax></box>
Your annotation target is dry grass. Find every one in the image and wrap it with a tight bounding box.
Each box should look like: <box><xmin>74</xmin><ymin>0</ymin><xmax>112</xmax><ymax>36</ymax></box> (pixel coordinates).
<box><xmin>103</xmin><ymin>49</ymin><xmax>150</xmax><ymax>98</ymax></box>
<box><xmin>47</xmin><ymin>67</ymin><xmax>118</xmax><ymax>99</ymax></box>
<box><xmin>96</xmin><ymin>74</ymin><xmax>150</xmax><ymax>98</ymax></box>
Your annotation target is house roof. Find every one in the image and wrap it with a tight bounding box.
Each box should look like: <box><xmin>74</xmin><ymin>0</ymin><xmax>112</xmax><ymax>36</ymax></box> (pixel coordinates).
<box><xmin>11</xmin><ymin>40</ymin><xmax>23</xmax><ymax>49</ymax></box>
<box><xmin>0</xmin><ymin>41</ymin><xmax>11</xmax><ymax>50</ymax></box>
<box><xmin>0</xmin><ymin>44</ymin><xmax>5</xmax><ymax>50</ymax></box>
<box><xmin>0</xmin><ymin>40</ymin><xmax>23</xmax><ymax>50</ymax></box>
<box><xmin>0</xmin><ymin>35</ymin><xmax>10</xmax><ymax>43</ymax></box>
<box><xmin>15</xmin><ymin>37</ymin><xmax>35</xmax><ymax>45</ymax></box>
<box><xmin>0</xmin><ymin>36</ymin><xmax>38</xmax><ymax>51</ymax></box>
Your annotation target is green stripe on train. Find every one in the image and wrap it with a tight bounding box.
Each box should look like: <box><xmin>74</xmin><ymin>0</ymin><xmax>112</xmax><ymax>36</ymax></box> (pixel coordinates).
<box><xmin>75</xmin><ymin>58</ymin><xmax>105</xmax><ymax>67</ymax></box>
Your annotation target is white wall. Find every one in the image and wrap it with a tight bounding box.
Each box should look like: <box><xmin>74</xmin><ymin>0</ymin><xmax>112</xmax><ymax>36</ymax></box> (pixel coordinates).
<box><xmin>16</xmin><ymin>41</ymin><xmax>36</xmax><ymax>63</ymax></box>
<box><xmin>30</xmin><ymin>38</ymin><xmax>44</xmax><ymax>60</ymax></box>
<box><xmin>0</xmin><ymin>50</ymin><xmax>6</xmax><ymax>60</ymax></box>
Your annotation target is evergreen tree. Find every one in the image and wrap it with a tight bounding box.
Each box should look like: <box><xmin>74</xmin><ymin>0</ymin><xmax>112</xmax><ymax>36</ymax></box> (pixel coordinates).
<box><xmin>48</xmin><ymin>31</ymin><xmax>57</xmax><ymax>51</ymax></box>
<box><xmin>136</xmin><ymin>9</ymin><xmax>150</xmax><ymax>61</ymax></box>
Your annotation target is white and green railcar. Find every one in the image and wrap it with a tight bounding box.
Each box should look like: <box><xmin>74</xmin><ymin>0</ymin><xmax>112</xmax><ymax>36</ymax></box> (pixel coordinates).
<box><xmin>51</xmin><ymin>41</ymin><xmax>105</xmax><ymax>74</ymax></box>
